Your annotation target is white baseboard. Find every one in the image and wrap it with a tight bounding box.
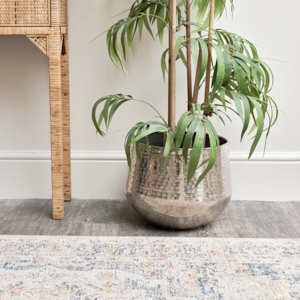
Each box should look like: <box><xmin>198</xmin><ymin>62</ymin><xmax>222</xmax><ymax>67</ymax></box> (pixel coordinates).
<box><xmin>0</xmin><ymin>151</ymin><xmax>299</xmax><ymax>201</ymax></box>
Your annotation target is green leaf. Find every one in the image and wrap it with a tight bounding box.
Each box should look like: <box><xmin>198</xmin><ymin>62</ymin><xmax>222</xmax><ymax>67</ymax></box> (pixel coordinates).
<box><xmin>125</xmin><ymin>125</ymin><xmax>139</xmax><ymax>169</ymax></box>
<box><xmin>195</xmin><ymin>0</ymin><xmax>210</xmax><ymax>29</ymax></box>
<box><xmin>92</xmin><ymin>96</ymin><xmax>107</xmax><ymax>136</ymax></box>
<box><xmin>194</xmin><ymin>118</ymin><xmax>218</xmax><ymax>186</ymax></box>
<box><xmin>135</xmin><ymin>125</ymin><xmax>144</xmax><ymax>163</ymax></box>
<box><xmin>240</xmin><ymin>94</ymin><xmax>250</xmax><ymax>141</ymax></box>
<box><xmin>190</xmin><ymin>38</ymin><xmax>199</xmax><ymax>71</ymax></box>
<box><xmin>103</xmin><ymin>95</ymin><xmax>114</xmax><ymax>126</ymax></box>
<box><xmin>210</xmin><ymin>43</ymin><xmax>225</xmax><ymax>102</ymax></box>
<box><xmin>259</xmin><ymin>61</ymin><xmax>273</xmax><ymax>94</ymax></box>
<box><xmin>143</xmin><ymin>14</ymin><xmax>155</xmax><ymax>40</ymax></box>
<box><xmin>107</xmin><ymin>98</ymin><xmax>128</xmax><ymax>128</ymax></box>
<box><xmin>232</xmin><ymin>62</ymin><xmax>250</xmax><ymax>96</ymax></box>
<box><xmin>175</xmin><ymin>36</ymin><xmax>184</xmax><ymax>59</ymax></box>
<box><xmin>176</xmin><ymin>111</ymin><xmax>191</xmax><ymax>135</ymax></box>
<box><xmin>157</xmin><ymin>6</ymin><xmax>165</xmax><ymax>45</ymax></box>
<box><xmin>182</xmin><ymin>118</ymin><xmax>199</xmax><ymax>164</ymax></box>
<box><xmin>138</xmin><ymin>17</ymin><xmax>143</xmax><ymax>40</ymax></box>
<box><xmin>179</xmin><ymin>49</ymin><xmax>187</xmax><ymax>67</ymax></box>
<box><xmin>210</xmin><ymin>103</ymin><xmax>220</xmax><ymax>117</ymax></box>
<box><xmin>230</xmin><ymin>91</ymin><xmax>244</xmax><ymax>123</ymax></box>
<box><xmin>161</xmin><ymin>48</ymin><xmax>169</xmax><ymax>81</ymax></box>
<box><xmin>121</xmin><ymin>18</ymin><xmax>136</xmax><ymax>60</ymax></box>
<box><xmin>111</xmin><ymin>20</ymin><xmax>126</xmax><ymax>69</ymax></box>
<box><xmin>187</xmin><ymin>121</ymin><xmax>205</xmax><ymax>182</ymax></box>
<box><xmin>144</xmin><ymin>124</ymin><xmax>150</xmax><ymax>156</ymax></box>
<box><xmin>222</xmin><ymin>50</ymin><xmax>231</xmax><ymax>87</ymax></box>
<box><xmin>127</xmin><ymin>18</ymin><xmax>135</xmax><ymax>54</ymax></box>
<box><xmin>196</xmin><ymin>39</ymin><xmax>209</xmax><ymax>86</ymax></box>
<box><xmin>219</xmin><ymin>88</ymin><xmax>227</xmax><ymax>110</ymax></box>
<box><xmin>160</xmin><ymin>131</ymin><xmax>174</xmax><ymax>166</ymax></box>
<box><xmin>175</xmin><ymin>114</ymin><xmax>195</xmax><ymax>156</ymax></box>
<box><xmin>243</xmin><ymin>44</ymin><xmax>260</xmax><ymax>89</ymax></box>
<box><xmin>149</xmin><ymin>3</ymin><xmax>157</xmax><ymax>23</ymax></box>
<box><xmin>247</xmin><ymin>96</ymin><xmax>264</xmax><ymax>158</ymax></box>
<box><xmin>211</xmin><ymin>61</ymin><xmax>218</xmax><ymax>87</ymax></box>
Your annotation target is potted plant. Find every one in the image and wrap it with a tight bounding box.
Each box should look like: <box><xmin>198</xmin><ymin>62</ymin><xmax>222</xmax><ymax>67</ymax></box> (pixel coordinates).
<box><xmin>92</xmin><ymin>0</ymin><xmax>278</xmax><ymax>229</ymax></box>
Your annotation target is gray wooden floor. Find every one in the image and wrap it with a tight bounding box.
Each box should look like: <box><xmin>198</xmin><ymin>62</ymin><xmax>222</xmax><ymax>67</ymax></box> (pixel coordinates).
<box><xmin>0</xmin><ymin>199</ymin><xmax>299</xmax><ymax>238</ymax></box>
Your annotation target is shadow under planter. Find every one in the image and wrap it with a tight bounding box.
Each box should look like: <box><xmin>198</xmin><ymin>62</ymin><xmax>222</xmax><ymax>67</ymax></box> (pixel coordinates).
<box><xmin>125</xmin><ymin>133</ymin><xmax>232</xmax><ymax>230</ymax></box>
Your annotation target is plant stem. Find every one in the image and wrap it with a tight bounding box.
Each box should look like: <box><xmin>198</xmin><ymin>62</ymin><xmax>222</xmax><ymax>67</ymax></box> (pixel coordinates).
<box><xmin>186</xmin><ymin>0</ymin><xmax>193</xmax><ymax>111</ymax></box>
<box><xmin>203</xmin><ymin>0</ymin><xmax>215</xmax><ymax>148</ymax></box>
<box><xmin>203</xmin><ymin>0</ymin><xmax>215</xmax><ymax>109</ymax></box>
<box><xmin>168</xmin><ymin>0</ymin><xmax>177</xmax><ymax>132</ymax></box>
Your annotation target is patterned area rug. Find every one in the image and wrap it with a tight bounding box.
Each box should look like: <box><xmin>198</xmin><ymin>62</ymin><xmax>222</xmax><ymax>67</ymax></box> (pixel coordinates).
<box><xmin>0</xmin><ymin>236</ymin><xmax>299</xmax><ymax>299</ymax></box>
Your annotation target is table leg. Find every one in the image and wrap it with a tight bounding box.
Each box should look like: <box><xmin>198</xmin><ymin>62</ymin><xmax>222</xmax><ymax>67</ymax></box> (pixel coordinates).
<box><xmin>61</xmin><ymin>33</ymin><xmax>71</xmax><ymax>202</ymax></box>
<box><xmin>49</xmin><ymin>34</ymin><xmax>64</xmax><ymax>220</ymax></box>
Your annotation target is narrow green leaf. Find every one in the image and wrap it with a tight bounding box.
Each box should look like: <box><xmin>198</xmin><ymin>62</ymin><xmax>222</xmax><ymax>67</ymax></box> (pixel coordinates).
<box><xmin>125</xmin><ymin>125</ymin><xmax>139</xmax><ymax>169</ymax></box>
<box><xmin>103</xmin><ymin>95</ymin><xmax>114</xmax><ymax>126</ymax></box>
<box><xmin>138</xmin><ymin>17</ymin><xmax>143</xmax><ymax>40</ymax></box>
<box><xmin>194</xmin><ymin>119</ymin><xmax>218</xmax><ymax>186</ymax></box>
<box><xmin>161</xmin><ymin>49</ymin><xmax>169</xmax><ymax>81</ymax></box>
<box><xmin>143</xmin><ymin>14</ymin><xmax>155</xmax><ymax>40</ymax></box>
<box><xmin>135</xmin><ymin>125</ymin><xmax>144</xmax><ymax>163</ymax></box>
<box><xmin>239</xmin><ymin>94</ymin><xmax>251</xmax><ymax>141</ymax></box>
<box><xmin>107</xmin><ymin>98</ymin><xmax>128</xmax><ymax>128</ymax></box>
<box><xmin>176</xmin><ymin>111</ymin><xmax>191</xmax><ymax>135</ymax></box>
<box><xmin>157</xmin><ymin>6</ymin><xmax>165</xmax><ymax>45</ymax></box>
<box><xmin>121</xmin><ymin>18</ymin><xmax>136</xmax><ymax>60</ymax></box>
<box><xmin>233</xmin><ymin>62</ymin><xmax>250</xmax><ymax>96</ymax></box>
<box><xmin>247</xmin><ymin>96</ymin><xmax>264</xmax><ymax>158</ymax></box>
<box><xmin>230</xmin><ymin>91</ymin><xmax>244</xmax><ymax>123</ymax></box>
<box><xmin>179</xmin><ymin>49</ymin><xmax>187</xmax><ymax>67</ymax></box>
<box><xmin>182</xmin><ymin>118</ymin><xmax>199</xmax><ymax>164</ymax></box>
<box><xmin>187</xmin><ymin>122</ymin><xmax>205</xmax><ymax>182</ymax></box>
<box><xmin>160</xmin><ymin>131</ymin><xmax>174</xmax><ymax>166</ymax></box>
<box><xmin>149</xmin><ymin>3</ymin><xmax>156</xmax><ymax>24</ymax></box>
<box><xmin>175</xmin><ymin>36</ymin><xmax>184</xmax><ymax>59</ymax></box>
<box><xmin>219</xmin><ymin>88</ymin><xmax>227</xmax><ymax>111</ymax></box>
<box><xmin>222</xmin><ymin>50</ymin><xmax>231</xmax><ymax>87</ymax></box>
<box><xmin>190</xmin><ymin>38</ymin><xmax>199</xmax><ymax>71</ymax></box>
<box><xmin>196</xmin><ymin>39</ymin><xmax>208</xmax><ymax>86</ymax></box>
<box><xmin>210</xmin><ymin>103</ymin><xmax>220</xmax><ymax>117</ymax></box>
<box><xmin>92</xmin><ymin>97</ymin><xmax>107</xmax><ymax>136</ymax></box>
<box><xmin>210</xmin><ymin>43</ymin><xmax>225</xmax><ymax>102</ymax></box>
<box><xmin>175</xmin><ymin>114</ymin><xmax>195</xmax><ymax>156</ymax></box>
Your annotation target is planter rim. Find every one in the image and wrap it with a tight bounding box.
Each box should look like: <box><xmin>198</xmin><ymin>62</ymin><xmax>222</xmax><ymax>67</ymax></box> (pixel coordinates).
<box><xmin>139</xmin><ymin>133</ymin><xmax>229</xmax><ymax>153</ymax></box>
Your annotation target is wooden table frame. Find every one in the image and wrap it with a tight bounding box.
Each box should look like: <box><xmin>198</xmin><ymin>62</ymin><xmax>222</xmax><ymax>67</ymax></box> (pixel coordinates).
<box><xmin>0</xmin><ymin>0</ymin><xmax>71</xmax><ymax>219</ymax></box>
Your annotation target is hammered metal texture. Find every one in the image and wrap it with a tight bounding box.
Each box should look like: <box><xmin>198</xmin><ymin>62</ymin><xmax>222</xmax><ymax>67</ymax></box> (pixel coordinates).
<box><xmin>125</xmin><ymin>133</ymin><xmax>232</xmax><ymax>230</ymax></box>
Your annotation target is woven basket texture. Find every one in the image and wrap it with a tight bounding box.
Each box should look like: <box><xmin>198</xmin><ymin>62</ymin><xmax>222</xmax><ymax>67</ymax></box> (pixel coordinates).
<box><xmin>0</xmin><ymin>1</ymin><xmax>49</xmax><ymax>25</ymax></box>
<box><xmin>0</xmin><ymin>0</ymin><xmax>67</xmax><ymax>25</ymax></box>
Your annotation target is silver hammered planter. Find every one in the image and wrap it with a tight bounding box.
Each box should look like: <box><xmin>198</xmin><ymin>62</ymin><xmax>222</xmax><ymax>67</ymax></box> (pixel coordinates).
<box><xmin>125</xmin><ymin>133</ymin><xmax>232</xmax><ymax>230</ymax></box>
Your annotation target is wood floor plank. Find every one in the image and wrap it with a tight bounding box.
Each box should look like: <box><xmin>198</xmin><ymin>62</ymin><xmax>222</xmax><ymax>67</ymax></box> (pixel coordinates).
<box><xmin>0</xmin><ymin>199</ymin><xmax>299</xmax><ymax>238</ymax></box>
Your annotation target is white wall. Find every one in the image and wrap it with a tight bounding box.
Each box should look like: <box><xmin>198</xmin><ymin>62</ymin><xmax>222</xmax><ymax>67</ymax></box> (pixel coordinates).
<box><xmin>0</xmin><ymin>0</ymin><xmax>299</xmax><ymax>201</ymax></box>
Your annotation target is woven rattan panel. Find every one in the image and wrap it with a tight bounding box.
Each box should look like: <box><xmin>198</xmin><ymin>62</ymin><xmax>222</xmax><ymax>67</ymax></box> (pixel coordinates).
<box><xmin>0</xmin><ymin>0</ymin><xmax>49</xmax><ymax>26</ymax></box>
<box><xmin>59</xmin><ymin>0</ymin><xmax>67</xmax><ymax>25</ymax></box>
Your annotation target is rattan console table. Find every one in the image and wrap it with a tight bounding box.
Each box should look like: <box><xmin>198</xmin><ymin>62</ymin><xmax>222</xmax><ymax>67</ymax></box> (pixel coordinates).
<box><xmin>0</xmin><ymin>0</ymin><xmax>71</xmax><ymax>219</ymax></box>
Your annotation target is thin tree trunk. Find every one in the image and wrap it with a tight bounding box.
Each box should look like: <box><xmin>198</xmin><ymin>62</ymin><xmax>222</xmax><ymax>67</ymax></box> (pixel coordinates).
<box><xmin>186</xmin><ymin>0</ymin><xmax>192</xmax><ymax>111</ymax></box>
<box><xmin>203</xmin><ymin>0</ymin><xmax>215</xmax><ymax>147</ymax></box>
<box><xmin>168</xmin><ymin>0</ymin><xmax>177</xmax><ymax>131</ymax></box>
<box><xmin>204</xmin><ymin>0</ymin><xmax>215</xmax><ymax>108</ymax></box>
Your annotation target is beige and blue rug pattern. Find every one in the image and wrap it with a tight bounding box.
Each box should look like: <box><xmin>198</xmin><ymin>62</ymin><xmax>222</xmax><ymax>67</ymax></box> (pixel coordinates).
<box><xmin>0</xmin><ymin>236</ymin><xmax>299</xmax><ymax>299</ymax></box>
